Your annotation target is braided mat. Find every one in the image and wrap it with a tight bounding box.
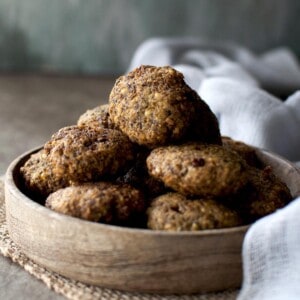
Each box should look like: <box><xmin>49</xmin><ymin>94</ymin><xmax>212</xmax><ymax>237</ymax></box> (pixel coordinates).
<box><xmin>0</xmin><ymin>178</ymin><xmax>238</xmax><ymax>300</ymax></box>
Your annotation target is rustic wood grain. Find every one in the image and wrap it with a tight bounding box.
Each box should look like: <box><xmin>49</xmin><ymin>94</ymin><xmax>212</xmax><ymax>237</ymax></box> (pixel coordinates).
<box><xmin>4</xmin><ymin>148</ymin><xmax>300</xmax><ymax>294</ymax></box>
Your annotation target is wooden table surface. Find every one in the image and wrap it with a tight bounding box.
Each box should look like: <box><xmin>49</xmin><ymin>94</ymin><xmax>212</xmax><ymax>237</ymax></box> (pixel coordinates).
<box><xmin>0</xmin><ymin>74</ymin><xmax>116</xmax><ymax>300</ymax></box>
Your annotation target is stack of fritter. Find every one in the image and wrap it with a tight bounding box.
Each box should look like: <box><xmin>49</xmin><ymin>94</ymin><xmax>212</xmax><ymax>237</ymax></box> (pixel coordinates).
<box><xmin>20</xmin><ymin>65</ymin><xmax>292</xmax><ymax>230</ymax></box>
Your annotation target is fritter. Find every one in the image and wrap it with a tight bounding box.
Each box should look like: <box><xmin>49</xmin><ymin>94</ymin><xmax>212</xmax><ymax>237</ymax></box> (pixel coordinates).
<box><xmin>147</xmin><ymin>143</ymin><xmax>249</xmax><ymax>198</ymax></box>
<box><xmin>222</xmin><ymin>136</ymin><xmax>263</xmax><ymax>168</ymax></box>
<box><xmin>20</xmin><ymin>149</ymin><xmax>66</xmax><ymax>198</ymax></box>
<box><xmin>43</xmin><ymin>125</ymin><xmax>136</xmax><ymax>184</ymax></box>
<box><xmin>147</xmin><ymin>193</ymin><xmax>242</xmax><ymax>231</ymax></box>
<box><xmin>46</xmin><ymin>182</ymin><xmax>145</xmax><ymax>225</ymax></box>
<box><xmin>232</xmin><ymin>166</ymin><xmax>292</xmax><ymax>222</ymax></box>
<box><xmin>109</xmin><ymin>65</ymin><xmax>220</xmax><ymax>148</ymax></box>
<box><xmin>77</xmin><ymin>104</ymin><xmax>115</xmax><ymax>130</ymax></box>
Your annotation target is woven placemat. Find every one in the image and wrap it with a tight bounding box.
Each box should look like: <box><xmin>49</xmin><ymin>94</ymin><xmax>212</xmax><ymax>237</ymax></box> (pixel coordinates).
<box><xmin>0</xmin><ymin>178</ymin><xmax>238</xmax><ymax>300</ymax></box>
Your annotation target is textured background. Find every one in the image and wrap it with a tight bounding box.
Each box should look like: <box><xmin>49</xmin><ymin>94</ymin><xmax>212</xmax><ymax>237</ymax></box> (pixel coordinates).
<box><xmin>1</xmin><ymin>0</ymin><xmax>300</xmax><ymax>74</ymax></box>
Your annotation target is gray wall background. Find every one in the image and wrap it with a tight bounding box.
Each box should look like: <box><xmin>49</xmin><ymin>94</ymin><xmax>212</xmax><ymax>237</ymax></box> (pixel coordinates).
<box><xmin>1</xmin><ymin>0</ymin><xmax>300</xmax><ymax>75</ymax></box>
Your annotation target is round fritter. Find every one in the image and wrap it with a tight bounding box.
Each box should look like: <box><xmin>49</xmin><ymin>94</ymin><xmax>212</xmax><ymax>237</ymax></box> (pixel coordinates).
<box><xmin>109</xmin><ymin>65</ymin><xmax>199</xmax><ymax>148</ymax></box>
<box><xmin>44</xmin><ymin>125</ymin><xmax>136</xmax><ymax>184</ymax></box>
<box><xmin>147</xmin><ymin>143</ymin><xmax>249</xmax><ymax>198</ymax></box>
<box><xmin>222</xmin><ymin>136</ymin><xmax>263</xmax><ymax>169</ymax></box>
<box><xmin>232</xmin><ymin>166</ymin><xmax>292</xmax><ymax>222</ymax></box>
<box><xmin>184</xmin><ymin>90</ymin><xmax>222</xmax><ymax>145</ymax></box>
<box><xmin>20</xmin><ymin>149</ymin><xmax>66</xmax><ymax>198</ymax></box>
<box><xmin>45</xmin><ymin>182</ymin><xmax>145</xmax><ymax>224</ymax></box>
<box><xmin>147</xmin><ymin>193</ymin><xmax>242</xmax><ymax>231</ymax></box>
<box><xmin>77</xmin><ymin>104</ymin><xmax>115</xmax><ymax>130</ymax></box>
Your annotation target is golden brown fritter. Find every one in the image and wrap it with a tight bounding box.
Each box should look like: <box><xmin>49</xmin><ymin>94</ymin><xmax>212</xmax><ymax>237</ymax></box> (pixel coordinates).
<box><xmin>109</xmin><ymin>65</ymin><xmax>220</xmax><ymax>148</ymax></box>
<box><xmin>20</xmin><ymin>149</ymin><xmax>67</xmax><ymax>198</ymax></box>
<box><xmin>77</xmin><ymin>104</ymin><xmax>115</xmax><ymax>130</ymax></box>
<box><xmin>222</xmin><ymin>136</ymin><xmax>263</xmax><ymax>169</ymax></box>
<box><xmin>46</xmin><ymin>182</ymin><xmax>145</xmax><ymax>225</ymax></box>
<box><xmin>147</xmin><ymin>143</ymin><xmax>249</xmax><ymax>198</ymax></box>
<box><xmin>147</xmin><ymin>193</ymin><xmax>242</xmax><ymax>231</ymax></box>
<box><xmin>43</xmin><ymin>125</ymin><xmax>136</xmax><ymax>184</ymax></box>
<box><xmin>21</xmin><ymin>126</ymin><xmax>137</xmax><ymax>198</ymax></box>
<box><xmin>232</xmin><ymin>166</ymin><xmax>292</xmax><ymax>222</ymax></box>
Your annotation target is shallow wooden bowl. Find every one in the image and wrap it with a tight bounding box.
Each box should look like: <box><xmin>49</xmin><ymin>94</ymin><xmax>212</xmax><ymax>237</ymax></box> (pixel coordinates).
<box><xmin>5</xmin><ymin>147</ymin><xmax>300</xmax><ymax>294</ymax></box>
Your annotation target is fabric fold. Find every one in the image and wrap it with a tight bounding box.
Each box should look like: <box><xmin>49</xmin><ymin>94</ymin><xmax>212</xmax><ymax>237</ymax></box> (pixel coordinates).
<box><xmin>238</xmin><ymin>196</ymin><xmax>300</xmax><ymax>300</ymax></box>
<box><xmin>198</xmin><ymin>78</ymin><xmax>300</xmax><ymax>164</ymax></box>
<box><xmin>128</xmin><ymin>37</ymin><xmax>300</xmax><ymax>96</ymax></box>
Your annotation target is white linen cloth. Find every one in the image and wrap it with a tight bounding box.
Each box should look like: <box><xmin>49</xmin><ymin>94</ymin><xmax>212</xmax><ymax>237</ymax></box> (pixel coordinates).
<box><xmin>238</xmin><ymin>196</ymin><xmax>300</xmax><ymax>300</ymax></box>
<box><xmin>199</xmin><ymin>78</ymin><xmax>300</xmax><ymax>164</ymax></box>
<box><xmin>128</xmin><ymin>37</ymin><xmax>300</xmax><ymax>97</ymax></box>
<box><xmin>128</xmin><ymin>37</ymin><xmax>300</xmax><ymax>300</ymax></box>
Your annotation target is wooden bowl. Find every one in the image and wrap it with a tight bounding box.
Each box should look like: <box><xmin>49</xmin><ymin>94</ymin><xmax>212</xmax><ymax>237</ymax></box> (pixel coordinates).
<box><xmin>4</xmin><ymin>147</ymin><xmax>300</xmax><ymax>294</ymax></box>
